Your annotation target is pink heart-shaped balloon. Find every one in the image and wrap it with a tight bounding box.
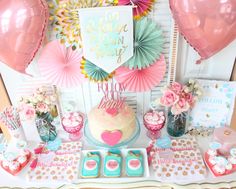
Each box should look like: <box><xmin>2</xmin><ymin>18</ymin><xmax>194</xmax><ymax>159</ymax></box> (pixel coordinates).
<box><xmin>170</xmin><ymin>0</ymin><xmax>236</xmax><ymax>63</ymax></box>
<box><xmin>101</xmin><ymin>130</ymin><xmax>122</xmax><ymax>146</ymax></box>
<box><xmin>0</xmin><ymin>0</ymin><xmax>48</xmax><ymax>73</ymax></box>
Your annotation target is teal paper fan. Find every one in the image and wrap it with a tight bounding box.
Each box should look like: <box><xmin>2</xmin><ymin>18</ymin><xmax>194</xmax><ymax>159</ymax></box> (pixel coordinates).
<box><xmin>81</xmin><ymin>59</ymin><xmax>114</xmax><ymax>82</ymax></box>
<box><xmin>125</xmin><ymin>18</ymin><xmax>164</xmax><ymax>70</ymax></box>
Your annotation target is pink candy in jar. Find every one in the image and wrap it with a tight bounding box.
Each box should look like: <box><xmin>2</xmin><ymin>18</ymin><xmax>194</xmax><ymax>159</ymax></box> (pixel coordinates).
<box><xmin>143</xmin><ymin>110</ymin><xmax>165</xmax><ymax>139</ymax></box>
<box><xmin>62</xmin><ymin>112</ymin><xmax>84</xmax><ymax>141</ymax></box>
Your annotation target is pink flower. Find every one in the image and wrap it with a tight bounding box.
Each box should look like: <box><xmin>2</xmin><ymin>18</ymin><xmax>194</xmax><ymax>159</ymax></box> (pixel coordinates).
<box><xmin>160</xmin><ymin>90</ymin><xmax>179</xmax><ymax>107</ymax></box>
<box><xmin>171</xmin><ymin>98</ymin><xmax>190</xmax><ymax>115</ymax></box>
<box><xmin>185</xmin><ymin>93</ymin><xmax>194</xmax><ymax>106</ymax></box>
<box><xmin>36</xmin><ymin>102</ymin><xmax>48</xmax><ymax>113</ymax></box>
<box><xmin>21</xmin><ymin>104</ymin><xmax>36</xmax><ymax>120</ymax></box>
<box><xmin>170</xmin><ymin>82</ymin><xmax>183</xmax><ymax>93</ymax></box>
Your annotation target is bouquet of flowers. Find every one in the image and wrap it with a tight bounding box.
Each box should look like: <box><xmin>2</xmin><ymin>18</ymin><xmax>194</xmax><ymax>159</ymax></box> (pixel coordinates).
<box><xmin>19</xmin><ymin>86</ymin><xmax>57</xmax><ymax>120</ymax></box>
<box><xmin>157</xmin><ymin>80</ymin><xmax>202</xmax><ymax>115</ymax></box>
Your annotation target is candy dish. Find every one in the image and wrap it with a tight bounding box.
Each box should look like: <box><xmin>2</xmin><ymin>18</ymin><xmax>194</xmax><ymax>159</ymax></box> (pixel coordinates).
<box><xmin>213</xmin><ymin>127</ymin><xmax>236</xmax><ymax>155</ymax></box>
<box><xmin>62</xmin><ymin>112</ymin><xmax>84</xmax><ymax>141</ymax></box>
<box><xmin>84</xmin><ymin>117</ymin><xmax>140</xmax><ymax>149</ymax></box>
<box><xmin>143</xmin><ymin>110</ymin><xmax>165</xmax><ymax>139</ymax></box>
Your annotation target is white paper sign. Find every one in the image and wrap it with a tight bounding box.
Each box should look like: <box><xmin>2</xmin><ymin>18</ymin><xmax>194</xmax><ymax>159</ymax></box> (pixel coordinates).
<box><xmin>79</xmin><ymin>6</ymin><xmax>133</xmax><ymax>73</ymax></box>
<box><xmin>188</xmin><ymin>80</ymin><xmax>236</xmax><ymax>128</ymax></box>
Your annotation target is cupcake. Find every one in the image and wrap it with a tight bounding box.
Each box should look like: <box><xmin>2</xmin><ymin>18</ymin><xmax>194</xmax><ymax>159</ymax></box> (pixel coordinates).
<box><xmin>207</xmin><ymin>149</ymin><xmax>217</xmax><ymax>157</ymax></box>
<box><xmin>225</xmin><ymin>163</ymin><xmax>233</xmax><ymax>171</ymax></box>
<box><xmin>1</xmin><ymin>160</ymin><xmax>10</xmax><ymax>169</ymax></box>
<box><xmin>17</xmin><ymin>155</ymin><xmax>28</xmax><ymax>167</ymax></box>
<box><xmin>208</xmin><ymin>156</ymin><xmax>217</xmax><ymax>165</ymax></box>
<box><xmin>9</xmin><ymin>161</ymin><xmax>20</xmax><ymax>175</ymax></box>
<box><xmin>228</xmin><ymin>156</ymin><xmax>236</xmax><ymax>165</ymax></box>
<box><xmin>212</xmin><ymin>164</ymin><xmax>225</xmax><ymax>175</ymax></box>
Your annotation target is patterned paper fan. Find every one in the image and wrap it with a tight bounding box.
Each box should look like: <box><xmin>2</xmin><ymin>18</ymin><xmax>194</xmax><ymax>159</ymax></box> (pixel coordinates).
<box><xmin>115</xmin><ymin>0</ymin><xmax>155</xmax><ymax>20</ymax></box>
<box><xmin>115</xmin><ymin>55</ymin><xmax>166</xmax><ymax>92</ymax></box>
<box><xmin>124</xmin><ymin>18</ymin><xmax>164</xmax><ymax>70</ymax></box>
<box><xmin>49</xmin><ymin>0</ymin><xmax>102</xmax><ymax>50</ymax></box>
<box><xmin>38</xmin><ymin>40</ymin><xmax>85</xmax><ymax>88</ymax></box>
<box><xmin>81</xmin><ymin>58</ymin><xmax>114</xmax><ymax>82</ymax></box>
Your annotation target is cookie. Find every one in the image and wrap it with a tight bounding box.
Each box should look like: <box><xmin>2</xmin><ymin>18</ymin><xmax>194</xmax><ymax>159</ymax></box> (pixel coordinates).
<box><xmin>81</xmin><ymin>152</ymin><xmax>100</xmax><ymax>178</ymax></box>
<box><xmin>126</xmin><ymin>150</ymin><xmax>144</xmax><ymax>177</ymax></box>
<box><xmin>103</xmin><ymin>150</ymin><xmax>122</xmax><ymax>177</ymax></box>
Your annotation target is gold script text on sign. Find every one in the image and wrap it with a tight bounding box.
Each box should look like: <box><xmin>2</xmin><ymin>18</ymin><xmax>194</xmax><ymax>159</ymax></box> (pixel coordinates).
<box><xmin>85</xmin><ymin>12</ymin><xmax>128</xmax><ymax>64</ymax></box>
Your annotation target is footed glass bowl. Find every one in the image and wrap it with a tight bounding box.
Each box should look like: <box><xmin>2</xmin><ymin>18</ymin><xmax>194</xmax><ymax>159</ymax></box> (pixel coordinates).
<box><xmin>84</xmin><ymin>117</ymin><xmax>140</xmax><ymax>149</ymax></box>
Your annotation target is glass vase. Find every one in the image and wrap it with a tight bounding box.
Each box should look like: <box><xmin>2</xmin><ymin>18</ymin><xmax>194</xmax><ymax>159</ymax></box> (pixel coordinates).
<box><xmin>167</xmin><ymin>111</ymin><xmax>186</xmax><ymax>137</ymax></box>
<box><xmin>35</xmin><ymin>112</ymin><xmax>57</xmax><ymax>142</ymax></box>
<box><xmin>38</xmin><ymin>112</ymin><xmax>54</xmax><ymax>123</ymax></box>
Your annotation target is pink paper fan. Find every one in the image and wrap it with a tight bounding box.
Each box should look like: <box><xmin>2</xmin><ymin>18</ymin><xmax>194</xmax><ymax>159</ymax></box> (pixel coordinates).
<box><xmin>38</xmin><ymin>40</ymin><xmax>85</xmax><ymax>88</ymax></box>
<box><xmin>117</xmin><ymin>0</ymin><xmax>155</xmax><ymax>20</ymax></box>
<box><xmin>115</xmin><ymin>55</ymin><xmax>166</xmax><ymax>92</ymax></box>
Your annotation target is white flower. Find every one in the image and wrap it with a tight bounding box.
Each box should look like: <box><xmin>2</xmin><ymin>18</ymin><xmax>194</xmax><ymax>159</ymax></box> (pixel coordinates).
<box><xmin>196</xmin><ymin>90</ymin><xmax>202</xmax><ymax>96</ymax></box>
<box><xmin>50</xmin><ymin>95</ymin><xmax>57</xmax><ymax>102</ymax></box>
<box><xmin>193</xmin><ymin>83</ymin><xmax>200</xmax><ymax>89</ymax></box>
<box><xmin>183</xmin><ymin>87</ymin><xmax>190</xmax><ymax>93</ymax></box>
<box><xmin>189</xmin><ymin>79</ymin><xmax>195</xmax><ymax>84</ymax></box>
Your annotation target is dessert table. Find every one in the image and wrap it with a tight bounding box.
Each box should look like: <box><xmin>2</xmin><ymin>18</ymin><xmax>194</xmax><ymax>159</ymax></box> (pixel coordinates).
<box><xmin>0</xmin><ymin>121</ymin><xmax>236</xmax><ymax>189</ymax></box>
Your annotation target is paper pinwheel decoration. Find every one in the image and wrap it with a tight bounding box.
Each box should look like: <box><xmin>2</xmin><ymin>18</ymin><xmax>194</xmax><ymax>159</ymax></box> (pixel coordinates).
<box><xmin>124</xmin><ymin>18</ymin><xmax>164</xmax><ymax>70</ymax></box>
<box><xmin>81</xmin><ymin>58</ymin><xmax>114</xmax><ymax>82</ymax></box>
<box><xmin>38</xmin><ymin>40</ymin><xmax>85</xmax><ymax>88</ymax></box>
<box><xmin>115</xmin><ymin>55</ymin><xmax>166</xmax><ymax>92</ymax></box>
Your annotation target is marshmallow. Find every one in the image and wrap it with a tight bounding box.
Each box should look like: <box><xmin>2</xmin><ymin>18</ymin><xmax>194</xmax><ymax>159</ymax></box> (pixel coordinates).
<box><xmin>159</xmin><ymin>111</ymin><xmax>164</xmax><ymax>116</ymax></box>
<box><xmin>72</xmin><ymin>121</ymin><xmax>79</xmax><ymax>127</ymax></box>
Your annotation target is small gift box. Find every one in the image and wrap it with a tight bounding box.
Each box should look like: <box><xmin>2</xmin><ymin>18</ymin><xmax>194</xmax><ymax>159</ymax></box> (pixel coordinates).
<box><xmin>213</xmin><ymin>127</ymin><xmax>236</xmax><ymax>155</ymax></box>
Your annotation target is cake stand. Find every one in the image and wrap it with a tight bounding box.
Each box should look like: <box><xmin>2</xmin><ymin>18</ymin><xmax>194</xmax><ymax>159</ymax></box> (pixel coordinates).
<box><xmin>84</xmin><ymin>117</ymin><xmax>140</xmax><ymax>149</ymax></box>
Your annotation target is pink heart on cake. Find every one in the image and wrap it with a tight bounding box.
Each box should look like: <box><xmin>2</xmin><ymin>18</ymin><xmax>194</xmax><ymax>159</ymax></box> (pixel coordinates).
<box><xmin>128</xmin><ymin>159</ymin><xmax>141</xmax><ymax>169</ymax></box>
<box><xmin>85</xmin><ymin>160</ymin><xmax>97</xmax><ymax>170</ymax></box>
<box><xmin>101</xmin><ymin>130</ymin><xmax>122</xmax><ymax>146</ymax></box>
